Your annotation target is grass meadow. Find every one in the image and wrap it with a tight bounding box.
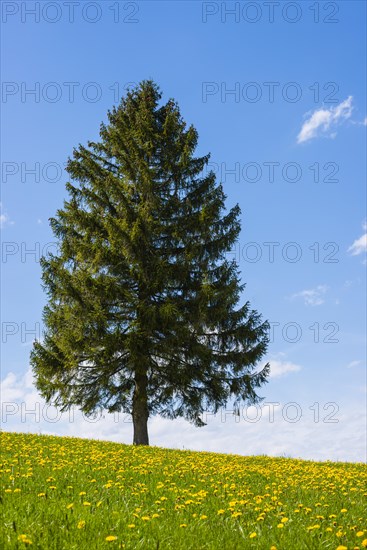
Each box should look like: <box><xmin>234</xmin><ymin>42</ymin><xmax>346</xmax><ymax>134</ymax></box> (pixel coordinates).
<box><xmin>1</xmin><ymin>431</ymin><xmax>366</xmax><ymax>549</ymax></box>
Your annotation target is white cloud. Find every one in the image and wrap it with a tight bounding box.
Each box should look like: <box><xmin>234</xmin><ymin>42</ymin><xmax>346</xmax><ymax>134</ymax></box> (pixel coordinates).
<box><xmin>297</xmin><ymin>96</ymin><xmax>353</xmax><ymax>143</ymax></box>
<box><xmin>1</xmin><ymin>368</ymin><xmax>366</xmax><ymax>462</ymax></box>
<box><xmin>291</xmin><ymin>285</ymin><xmax>328</xmax><ymax>306</ymax></box>
<box><xmin>0</xmin><ymin>202</ymin><xmax>9</xmax><ymax>228</ymax></box>
<box><xmin>1</xmin><ymin>370</ymin><xmax>36</xmax><ymax>402</ymax></box>
<box><xmin>0</xmin><ymin>214</ymin><xmax>8</xmax><ymax>227</ymax></box>
<box><xmin>346</xmin><ymin>360</ymin><xmax>363</xmax><ymax>369</ymax></box>
<box><xmin>0</xmin><ymin>203</ymin><xmax>14</xmax><ymax>228</ymax></box>
<box><xmin>269</xmin><ymin>359</ymin><xmax>302</xmax><ymax>378</ymax></box>
<box><xmin>348</xmin><ymin>221</ymin><xmax>367</xmax><ymax>257</ymax></box>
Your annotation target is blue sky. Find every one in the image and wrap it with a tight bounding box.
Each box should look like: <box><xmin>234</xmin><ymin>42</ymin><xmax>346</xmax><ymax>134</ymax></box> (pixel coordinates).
<box><xmin>1</xmin><ymin>0</ymin><xmax>366</xmax><ymax>461</ymax></box>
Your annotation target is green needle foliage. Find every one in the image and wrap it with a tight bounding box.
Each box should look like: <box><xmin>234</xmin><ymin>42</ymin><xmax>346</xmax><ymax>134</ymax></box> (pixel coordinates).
<box><xmin>31</xmin><ymin>80</ymin><xmax>270</xmax><ymax>445</ymax></box>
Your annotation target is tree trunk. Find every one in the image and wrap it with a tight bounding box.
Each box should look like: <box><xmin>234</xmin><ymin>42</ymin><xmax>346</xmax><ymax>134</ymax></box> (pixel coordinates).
<box><xmin>132</xmin><ymin>371</ymin><xmax>149</xmax><ymax>445</ymax></box>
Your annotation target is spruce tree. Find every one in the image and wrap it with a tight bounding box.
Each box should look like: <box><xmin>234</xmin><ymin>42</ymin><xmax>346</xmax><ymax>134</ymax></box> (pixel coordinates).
<box><xmin>31</xmin><ymin>81</ymin><xmax>270</xmax><ymax>445</ymax></box>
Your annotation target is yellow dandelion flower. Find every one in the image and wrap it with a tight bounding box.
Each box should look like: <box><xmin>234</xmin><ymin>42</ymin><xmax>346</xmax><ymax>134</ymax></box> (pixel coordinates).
<box><xmin>83</xmin><ymin>501</ymin><xmax>91</xmax><ymax>506</ymax></box>
<box><xmin>200</xmin><ymin>515</ymin><xmax>208</xmax><ymax>520</ymax></box>
<box><xmin>66</xmin><ymin>503</ymin><xmax>74</xmax><ymax>509</ymax></box>
<box><xmin>14</xmin><ymin>488</ymin><xmax>21</xmax><ymax>493</ymax></box>
<box><xmin>277</xmin><ymin>524</ymin><xmax>284</xmax><ymax>529</ymax></box>
<box><xmin>180</xmin><ymin>524</ymin><xmax>187</xmax><ymax>528</ymax></box>
<box><xmin>361</xmin><ymin>540</ymin><xmax>367</xmax><ymax>548</ymax></box>
<box><xmin>18</xmin><ymin>534</ymin><xmax>32</xmax><ymax>545</ymax></box>
<box><xmin>249</xmin><ymin>532</ymin><xmax>257</xmax><ymax>538</ymax></box>
<box><xmin>357</xmin><ymin>532</ymin><xmax>364</xmax><ymax>537</ymax></box>
<box><xmin>79</xmin><ymin>491</ymin><xmax>86</xmax><ymax>496</ymax></box>
<box><xmin>105</xmin><ymin>536</ymin><xmax>118</xmax><ymax>542</ymax></box>
<box><xmin>141</xmin><ymin>516</ymin><xmax>150</xmax><ymax>521</ymax></box>
<box><xmin>127</xmin><ymin>524</ymin><xmax>135</xmax><ymax>529</ymax></box>
<box><xmin>336</xmin><ymin>546</ymin><xmax>348</xmax><ymax>550</ymax></box>
<box><xmin>37</xmin><ymin>493</ymin><xmax>45</xmax><ymax>497</ymax></box>
<box><xmin>77</xmin><ymin>520</ymin><xmax>86</xmax><ymax>529</ymax></box>
<box><xmin>217</xmin><ymin>509</ymin><xmax>225</xmax><ymax>515</ymax></box>
<box><xmin>281</xmin><ymin>517</ymin><xmax>289</xmax><ymax>523</ymax></box>
<box><xmin>341</xmin><ymin>509</ymin><xmax>347</xmax><ymax>513</ymax></box>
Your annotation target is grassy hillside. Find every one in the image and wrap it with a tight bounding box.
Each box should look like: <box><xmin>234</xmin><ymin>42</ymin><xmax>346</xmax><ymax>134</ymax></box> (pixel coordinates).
<box><xmin>1</xmin><ymin>432</ymin><xmax>366</xmax><ymax>549</ymax></box>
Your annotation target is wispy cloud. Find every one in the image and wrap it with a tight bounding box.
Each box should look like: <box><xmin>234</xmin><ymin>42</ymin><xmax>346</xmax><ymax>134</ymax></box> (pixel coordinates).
<box><xmin>297</xmin><ymin>96</ymin><xmax>353</xmax><ymax>143</ymax></box>
<box><xmin>346</xmin><ymin>360</ymin><xmax>362</xmax><ymax>369</ymax></box>
<box><xmin>351</xmin><ymin>116</ymin><xmax>367</xmax><ymax>126</ymax></box>
<box><xmin>290</xmin><ymin>285</ymin><xmax>328</xmax><ymax>306</ymax></box>
<box><xmin>348</xmin><ymin>221</ymin><xmax>367</xmax><ymax>257</ymax></box>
